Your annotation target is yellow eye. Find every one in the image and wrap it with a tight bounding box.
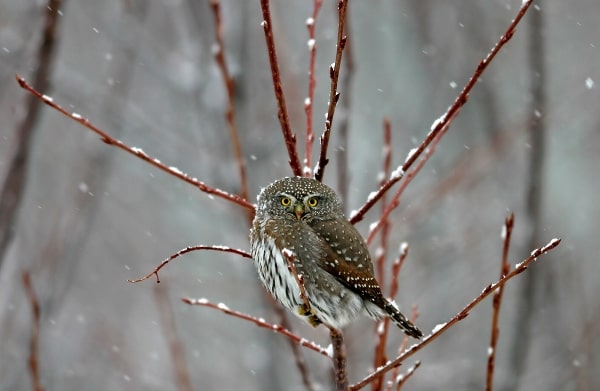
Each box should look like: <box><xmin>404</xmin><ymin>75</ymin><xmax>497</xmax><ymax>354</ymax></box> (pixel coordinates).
<box><xmin>307</xmin><ymin>197</ymin><xmax>318</xmax><ymax>207</ymax></box>
<box><xmin>280</xmin><ymin>196</ymin><xmax>292</xmax><ymax>206</ymax></box>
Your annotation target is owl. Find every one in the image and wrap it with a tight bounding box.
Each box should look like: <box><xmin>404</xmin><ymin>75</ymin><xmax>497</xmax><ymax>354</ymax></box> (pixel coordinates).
<box><xmin>250</xmin><ymin>176</ymin><xmax>422</xmax><ymax>338</ymax></box>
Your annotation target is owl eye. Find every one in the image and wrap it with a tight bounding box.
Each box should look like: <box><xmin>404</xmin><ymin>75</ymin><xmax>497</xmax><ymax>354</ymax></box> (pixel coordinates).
<box><xmin>307</xmin><ymin>197</ymin><xmax>318</xmax><ymax>207</ymax></box>
<box><xmin>280</xmin><ymin>196</ymin><xmax>292</xmax><ymax>206</ymax></box>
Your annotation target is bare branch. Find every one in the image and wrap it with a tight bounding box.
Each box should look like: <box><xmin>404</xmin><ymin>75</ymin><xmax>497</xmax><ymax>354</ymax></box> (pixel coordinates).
<box><xmin>350</xmin><ymin>236</ymin><xmax>562</xmax><ymax>390</ymax></box>
<box><xmin>349</xmin><ymin>0</ymin><xmax>537</xmax><ymax>224</ymax></box>
<box><xmin>182</xmin><ymin>297</ymin><xmax>329</xmax><ymax>357</ymax></box>
<box><xmin>259</xmin><ymin>0</ymin><xmax>303</xmax><ymax>177</ymax></box>
<box><xmin>394</xmin><ymin>361</ymin><xmax>421</xmax><ymax>390</ymax></box>
<box><xmin>22</xmin><ymin>271</ymin><xmax>44</xmax><ymax>391</ymax></box>
<box><xmin>314</xmin><ymin>0</ymin><xmax>349</xmax><ymax>182</ymax></box>
<box><xmin>303</xmin><ymin>0</ymin><xmax>324</xmax><ymax>176</ymax></box>
<box><xmin>128</xmin><ymin>245</ymin><xmax>251</xmax><ymax>283</ymax></box>
<box><xmin>15</xmin><ymin>75</ymin><xmax>255</xmax><ymax>212</ymax></box>
<box><xmin>209</xmin><ymin>0</ymin><xmax>250</xmax><ymax>204</ymax></box>
<box><xmin>486</xmin><ymin>213</ymin><xmax>514</xmax><ymax>391</ymax></box>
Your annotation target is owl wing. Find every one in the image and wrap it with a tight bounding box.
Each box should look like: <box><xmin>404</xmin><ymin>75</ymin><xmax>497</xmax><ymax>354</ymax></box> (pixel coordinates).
<box><xmin>307</xmin><ymin>217</ymin><xmax>386</xmax><ymax>303</ymax></box>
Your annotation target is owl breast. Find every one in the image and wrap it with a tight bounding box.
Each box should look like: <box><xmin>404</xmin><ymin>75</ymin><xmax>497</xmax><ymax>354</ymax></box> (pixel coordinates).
<box><xmin>250</xmin><ymin>217</ymin><xmax>366</xmax><ymax>328</ymax></box>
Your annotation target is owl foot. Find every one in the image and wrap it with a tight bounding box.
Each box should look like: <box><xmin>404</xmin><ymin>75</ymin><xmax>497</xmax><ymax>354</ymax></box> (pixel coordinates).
<box><xmin>298</xmin><ymin>304</ymin><xmax>321</xmax><ymax>327</ymax></box>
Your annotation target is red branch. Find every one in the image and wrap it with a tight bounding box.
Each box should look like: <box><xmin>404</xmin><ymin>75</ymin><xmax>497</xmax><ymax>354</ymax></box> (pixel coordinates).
<box><xmin>393</xmin><ymin>361</ymin><xmax>421</xmax><ymax>390</ymax></box>
<box><xmin>372</xmin><ymin>243</ymin><xmax>408</xmax><ymax>391</ymax></box>
<box><xmin>259</xmin><ymin>0</ymin><xmax>303</xmax><ymax>177</ymax></box>
<box><xmin>486</xmin><ymin>213</ymin><xmax>514</xmax><ymax>391</ymax></box>
<box><xmin>182</xmin><ymin>297</ymin><xmax>329</xmax><ymax>357</ymax></box>
<box><xmin>349</xmin><ymin>0</ymin><xmax>536</xmax><ymax>224</ymax></box>
<box><xmin>15</xmin><ymin>76</ymin><xmax>255</xmax><ymax>212</ymax></box>
<box><xmin>209</xmin><ymin>0</ymin><xmax>249</xmax><ymax>203</ymax></box>
<box><xmin>387</xmin><ymin>306</ymin><xmax>420</xmax><ymax>391</ymax></box>
<box><xmin>350</xmin><ymin>236</ymin><xmax>561</xmax><ymax>390</ymax></box>
<box><xmin>128</xmin><ymin>245</ymin><xmax>251</xmax><ymax>284</ymax></box>
<box><xmin>314</xmin><ymin>0</ymin><xmax>349</xmax><ymax>182</ymax></box>
<box><xmin>303</xmin><ymin>0</ymin><xmax>324</xmax><ymax>176</ymax></box>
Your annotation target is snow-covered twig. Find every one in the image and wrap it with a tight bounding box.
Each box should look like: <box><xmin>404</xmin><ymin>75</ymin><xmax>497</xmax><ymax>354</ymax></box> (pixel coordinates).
<box><xmin>349</xmin><ymin>0</ymin><xmax>537</xmax><ymax>225</ymax></box>
<box><xmin>350</xmin><ymin>236</ymin><xmax>561</xmax><ymax>390</ymax></box>
<box><xmin>303</xmin><ymin>0</ymin><xmax>323</xmax><ymax>176</ymax></box>
<box><xmin>15</xmin><ymin>76</ymin><xmax>256</xmax><ymax>212</ymax></box>
<box><xmin>259</xmin><ymin>0</ymin><xmax>303</xmax><ymax>177</ymax></box>
<box><xmin>182</xmin><ymin>297</ymin><xmax>329</xmax><ymax>357</ymax></box>
<box><xmin>486</xmin><ymin>213</ymin><xmax>514</xmax><ymax>391</ymax></box>
<box><xmin>127</xmin><ymin>245</ymin><xmax>251</xmax><ymax>284</ymax></box>
<box><xmin>314</xmin><ymin>0</ymin><xmax>349</xmax><ymax>182</ymax></box>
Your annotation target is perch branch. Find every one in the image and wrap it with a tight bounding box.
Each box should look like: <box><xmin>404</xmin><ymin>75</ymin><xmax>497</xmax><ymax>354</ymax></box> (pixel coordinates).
<box><xmin>314</xmin><ymin>0</ymin><xmax>349</xmax><ymax>182</ymax></box>
<box><xmin>182</xmin><ymin>297</ymin><xmax>329</xmax><ymax>357</ymax></box>
<box><xmin>349</xmin><ymin>0</ymin><xmax>537</xmax><ymax>224</ymax></box>
<box><xmin>350</xmin><ymin>236</ymin><xmax>561</xmax><ymax>390</ymax></box>
<box><xmin>128</xmin><ymin>245</ymin><xmax>251</xmax><ymax>283</ymax></box>
<box><xmin>259</xmin><ymin>0</ymin><xmax>303</xmax><ymax>177</ymax></box>
<box><xmin>329</xmin><ymin>327</ymin><xmax>348</xmax><ymax>391</ymax></box>
<box><xmin>15</xmin><ymin>75</ymin><xmax>255</xmax><ymax>212</ymax></box>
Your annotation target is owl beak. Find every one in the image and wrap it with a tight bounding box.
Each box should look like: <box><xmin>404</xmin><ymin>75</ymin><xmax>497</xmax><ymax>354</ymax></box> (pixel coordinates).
<box><xmin>294</xmin><ymin>203</ymin><xmax>305</xmax><ymax>220</ymax></box>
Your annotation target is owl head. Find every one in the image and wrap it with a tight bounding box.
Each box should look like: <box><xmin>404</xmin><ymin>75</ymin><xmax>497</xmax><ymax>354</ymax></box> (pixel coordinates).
<box><xmin>256</xmin><ymin>177</ymin><xmax>343</xmax><ymax>222</ymax></box>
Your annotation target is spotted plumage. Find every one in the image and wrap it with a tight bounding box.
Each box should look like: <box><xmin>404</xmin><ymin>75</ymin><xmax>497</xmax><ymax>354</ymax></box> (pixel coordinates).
<box><xmin>250</xmin><ymin>176</ymin><xmax>422</xmax><ymax>338</ymax></box>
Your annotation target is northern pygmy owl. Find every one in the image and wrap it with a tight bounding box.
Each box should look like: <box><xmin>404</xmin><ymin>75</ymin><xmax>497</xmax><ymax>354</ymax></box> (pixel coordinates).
<box><xmin>250</xmin><ymin>176</ymin><xmax>422</xmax><ymax>338</ymax></box>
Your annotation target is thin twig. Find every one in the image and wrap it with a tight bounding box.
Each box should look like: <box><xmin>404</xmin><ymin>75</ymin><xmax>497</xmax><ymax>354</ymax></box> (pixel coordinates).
<box><xmin>15</xmin><ymin>75</ymin><xmax>255</xmax><ymax>212</ymax></box>
<box><xmin>394</xmin><ymin>361</ymin><xmax>421</xmax><ymax>390</ymax></box>
<box><xmin>209</xmin><ymin>0</ymin><xmax>250</xmax><ymax>204</ymax></box>
<box><xmin>335</xmin><ymin>4</ymin><xmax>354</xmax><ymax>201</ymax></box>
<box><xmin>182</xmin><ymin>297</ymin><xmax>329</xmax><ymax>357</ymax></box>
<box><xmin>387</xmin><ymin>306</ymin><xmax>419</xmax><ymax>391</ymax></box>
<box><xmin>314</xmin><ymin>0</ymin><xmax>349</xmax><ymax>182</ymax></box>
<box><xmin>349</xmin><ymin>0</ymin><xmax>537</xmax><ymax>225</ymax></box>
<box><xmin>22</xmin><ymin>271</ymin><xmax>44</xmax><ymax>391</ymax></box>
<box><xmin>128</xmin><ymin>245</ymin><xmax>251</xmax><ymax>283</ymax></box>
<box><xmin>154</xmin><ymin>285</ymin><xmax>194</xmax><ymax>391</ymax></box>
<box><xmin>259</xmin><ymin>0</ymin><xmax>303</xmax><ymax>177</ymax></box>
<box><xmin>282</xmin><ymin>249</ymin><xmax>313</xmax><ymax>318</ymax></box>
<box><xmin>0</xmin><ymin>0</ymin><xmax>62</xmax><ymax>263</ymax></box>
<box><xmin>366</xmin><ymin>128</ymin><xmax>442</xmax><ymax>244</ymax></box>
<box><xmin>372</xmin><ymin>242</ymin><xmax>407</xmax><ymax>391</ymax></box>
<box><xmin>486</xmin><ymin>213</ymin><xmax>514</xmax><ymax>391</ymax></box>
<box><xmin>303</xmin><ymin>0</ymin><xmax>323</xmax><ymax>176</ymax></box>
<box><xmin>350</xmin><ymin>236</ymin><xmax>561</xmax><ymax>390</ymax></box>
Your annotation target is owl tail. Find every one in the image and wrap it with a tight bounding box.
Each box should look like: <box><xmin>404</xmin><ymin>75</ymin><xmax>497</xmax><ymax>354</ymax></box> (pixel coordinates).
<box><xmin>382</xmin><ymin>300</ymin><xmax>423</xmax><ymax>339</ymax></box>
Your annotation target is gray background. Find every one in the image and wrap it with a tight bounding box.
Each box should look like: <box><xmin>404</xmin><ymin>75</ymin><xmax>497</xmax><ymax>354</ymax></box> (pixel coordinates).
<box><xmin>0</xmin><ymin>0</ymin><xmax>598</xmax><ymax>390</ymax></box>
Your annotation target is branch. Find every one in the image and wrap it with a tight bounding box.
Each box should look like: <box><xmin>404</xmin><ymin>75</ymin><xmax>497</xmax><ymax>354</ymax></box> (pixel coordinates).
<box><xmin>259</xmin><ymin>0</ymin><xmax>303</xmax><ymax>177</ymax></box>
<box><xmin>350</xmin><ymin>236</ymin><xmax>561</xmax><ymax>390</ymax></box>
<box><xmin>182</xmin><ymin>297</ymin><xmax>329</xmax><ymax>357</ymax></box>
<box><xmin>127</xmin><ymin>245</ymin><xmax>251</xmax><ymax>283</ymax></box>
<box><xmin>314</xmin><ymin>0</ymin><xmax>349</xmax><ymax>182</ymax></box>
<box><xmin>349</xmin><ymin>0</ymin><xmax>537</xmax><ymax>224</ymax></box>
<box><xmin>209</xmin><ymin>0</ymin><xmax>250</xmax><ymax>204</ymax></box>
<box><xmin>303</xmin><ymin>0</ymin><xmax>324</xmax><ymax>176</ymax></box>
<box><xmin>393</xmin><ymin>361</ymin><xmax>421</xmax><ymax>390</ymax></box>
<box><xmin>15</xmin><ymin>75</ymin><xmax>255</xmax><ymax>212</ymax></box>
<box><xmin>329</xmin><ymin>327</ymin><xmax>348</xmax><ymax>391</ymax></box>
<box><xmin>486</xmin><ymin>213</ymin><xmax>514</xmax><ymax>391</ymax></box>
<box><xmin>22</xmin><ymin>271</ymin><xmax>44</xmax><ymax>391</ymax></box>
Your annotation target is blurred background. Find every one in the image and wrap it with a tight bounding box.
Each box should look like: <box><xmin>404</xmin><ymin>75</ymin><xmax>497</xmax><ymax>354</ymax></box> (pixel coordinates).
<box><xmin>0</xmin><ymin>0</ymin><xmax>598</xmax><ymax>390</ymax></box>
